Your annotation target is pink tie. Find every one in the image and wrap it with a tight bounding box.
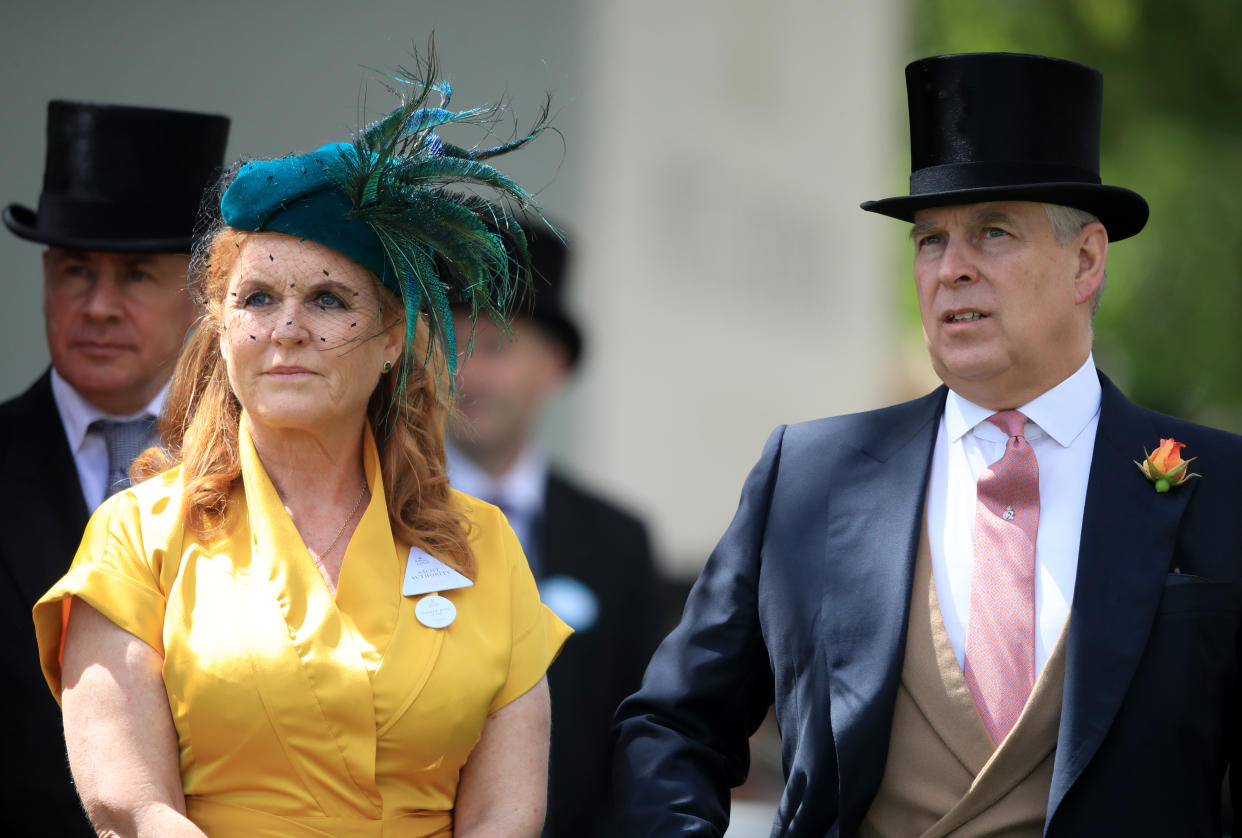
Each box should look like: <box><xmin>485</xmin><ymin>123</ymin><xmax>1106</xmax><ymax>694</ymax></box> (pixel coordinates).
<box><xmin>964</xmin><ymin>410</ymin><xmax>1039</xmax><ymax>746</ymax></box>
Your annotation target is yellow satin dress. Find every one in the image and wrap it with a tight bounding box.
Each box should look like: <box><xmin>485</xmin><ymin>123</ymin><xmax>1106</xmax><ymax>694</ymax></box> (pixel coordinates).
<box><xmin>34</xmin><ymin>415</ymin><xmax>571</xmax><ymax>837</ymax></box>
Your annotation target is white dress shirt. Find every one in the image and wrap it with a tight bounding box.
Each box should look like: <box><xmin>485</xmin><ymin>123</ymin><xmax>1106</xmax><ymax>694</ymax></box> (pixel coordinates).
<box><xmin>444</xmin><ymin>441</ymin><xmax>548</xmax><ymax>567</ymax></box>
<box><xmin>50</xmin><ymin>369</ymin><xmax>167</xmax><ymax>512</ymax></box>
<box><xmin>927</xmin><ymin>355</ymin><xmax>1101</xmax><ymax>675</ymax></box>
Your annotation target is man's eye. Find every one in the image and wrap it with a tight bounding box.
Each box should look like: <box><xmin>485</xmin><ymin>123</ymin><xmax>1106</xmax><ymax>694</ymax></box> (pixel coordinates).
<box><xmin>62</xmin><ymin>264</ymin><xmax>91</xmax><ymax>278</ymax></box>
<box><xmin>984</xmin><ymin>227</ymin><xmax>1008</xmax><ymax>238</ymax></box>
<box><xmin>126</xmin><ymin>269</ymin><xmax>153</xmax><ymax>282</ymax></box>
<box><xmin>917</xmin><ymin>234</ymin><xmax>942</xmax><ymax>248</ymax></box>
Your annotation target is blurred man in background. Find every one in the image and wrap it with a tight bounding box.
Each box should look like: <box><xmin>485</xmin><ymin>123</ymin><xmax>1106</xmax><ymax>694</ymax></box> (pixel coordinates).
<box><xmin>0</xmin><ymin>100</ymin><xmax>229</xmax><ymax>835</ymax></box>
<box><xmin>448</xmin><ymin>222</ymin><xmax>661</xmax><ymax>837</ymax></box>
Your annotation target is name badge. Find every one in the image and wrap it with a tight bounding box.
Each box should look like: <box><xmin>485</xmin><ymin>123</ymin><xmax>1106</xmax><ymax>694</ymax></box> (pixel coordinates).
<box><xmin>402</xmin><ymin>547</ymin><xmax>475</xmax><ymax>597</ymax></box>
<box><xmin>415</xmin><ymin>594</ymin><xmax>457</xmax><ymax>629</ymax></box>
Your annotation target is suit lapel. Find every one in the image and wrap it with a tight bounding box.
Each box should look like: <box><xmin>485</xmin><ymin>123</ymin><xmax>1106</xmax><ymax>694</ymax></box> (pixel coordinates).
<box><xmin>0</xmin><ymin>371</ymin><xmax>89</xmax><ymax>607</ymax></box>
<box><xmin>1046</xmin><ymin>373</ymin><xmax>1193</xmax><ymax>826</ymax></box>
<box><xmin>34</xmin><ymin>374</ymin><xmax>90</xmax><ymax>533</ymax></box>
<box><xmin>822</xmin><ymin>387</ymin><xmax>945</xmax><ymax>835</ymax></box>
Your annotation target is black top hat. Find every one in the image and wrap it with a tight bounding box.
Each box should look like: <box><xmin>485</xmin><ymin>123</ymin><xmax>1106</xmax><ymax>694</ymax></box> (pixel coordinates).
<box><xmin>861</xmin><ymin>53</ymin><xmax>1148</xmax><ymax>241</ymax></box>
<box><xmin>3</xmin><ymin>100</ymin><xmax>230</xmax><ymax>252</ymax></box>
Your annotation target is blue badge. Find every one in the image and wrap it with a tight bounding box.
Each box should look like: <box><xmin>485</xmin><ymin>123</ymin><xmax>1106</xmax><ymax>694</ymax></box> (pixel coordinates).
<box><xmin>539</xmin><ymin>574</ymin><xmax>599</xmax><ymax>631</ymax></box>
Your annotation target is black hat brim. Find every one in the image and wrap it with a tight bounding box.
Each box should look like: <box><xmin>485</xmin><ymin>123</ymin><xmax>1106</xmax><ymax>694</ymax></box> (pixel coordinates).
<box><xmin>449</xmin><ymin>304</ymin><xmax>584</xmax><ymax>369</ymax></box>
<box><xmin>860</xmin><ymin>182</ymin><xmax>1148</xmax><ymax>242</ymax></box>
<box><xmin>529</xmin><ymin>309</ymin><xmax>583</xmax><ymax>369</ymax></box>
<box><xmin>3</xmin><ymin>203</ymin><xmax>194</xmax><ymax>253</ymax></box>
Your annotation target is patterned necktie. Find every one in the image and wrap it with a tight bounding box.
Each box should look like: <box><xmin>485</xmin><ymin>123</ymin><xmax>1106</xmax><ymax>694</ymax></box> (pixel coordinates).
<box><xmin>964</xmin><ymin>409</ymin><xmax>1039</xmax><ymax>746</ymax></box>
<box><xmin>91</xmin><ymin>417</ymin><xmax>158</xmax><ymax>497</ymax></box>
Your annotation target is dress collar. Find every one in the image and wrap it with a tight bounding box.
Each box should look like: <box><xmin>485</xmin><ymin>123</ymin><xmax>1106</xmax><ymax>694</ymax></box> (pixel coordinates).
<box><xmin>237</xmin><ymin>411</ymin><xmax>390</xmax><ymax>564</ymax></box>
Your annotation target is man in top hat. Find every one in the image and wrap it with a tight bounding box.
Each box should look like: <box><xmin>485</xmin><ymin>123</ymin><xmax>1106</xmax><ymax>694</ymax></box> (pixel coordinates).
<box><xmin>446</xmin><ymin>221</ymin><xmax>662</xmax><ymax>838</ymax></box>
<box><xmin>0</xmin><ymin>100</ymin><xmax>229</xmax><ymax>835</ymax></box>
<box><xmin>613</xmin><ymin>53</ymin><xmax>1242</xmax><ymax>836</ymax></box>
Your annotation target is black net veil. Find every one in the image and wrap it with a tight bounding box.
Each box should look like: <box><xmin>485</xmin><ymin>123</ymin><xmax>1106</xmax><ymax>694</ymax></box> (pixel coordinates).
<box><xmin>189</xmin><ymin>164</ymin><xmax>404</xmax><ymax>367</ymax></box>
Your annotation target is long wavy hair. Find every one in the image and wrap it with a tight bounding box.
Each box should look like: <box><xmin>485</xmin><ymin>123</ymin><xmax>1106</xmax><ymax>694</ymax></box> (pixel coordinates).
<box><xmin>135</xmin><ymin>225</ymin><xmax>475</xmax><ymax>577</ymax></box>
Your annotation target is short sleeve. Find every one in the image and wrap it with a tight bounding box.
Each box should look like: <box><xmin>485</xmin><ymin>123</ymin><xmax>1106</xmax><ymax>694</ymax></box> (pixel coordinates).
<box><xmin>32</xmin><ymin>488</ymin><xmax>168</xmax><ymax>701</ymax></box>
<box><xmin>488</xmin><ymin>521</ymin><xmax>572</xmax><ymax>713</ymax></box>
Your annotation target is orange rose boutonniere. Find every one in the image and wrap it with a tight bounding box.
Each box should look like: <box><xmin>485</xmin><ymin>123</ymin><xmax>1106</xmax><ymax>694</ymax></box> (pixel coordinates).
<box><xmin>1136</xmin><ymin>438</ymin><xmax>1200</xmax><ymax>493</ymax></box>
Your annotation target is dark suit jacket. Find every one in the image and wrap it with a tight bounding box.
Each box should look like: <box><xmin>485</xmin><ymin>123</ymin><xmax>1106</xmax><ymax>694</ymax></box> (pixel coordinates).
<box><xmin>614</xmin><ymin>372</ymin><xmax>1242</xmax><ymax>837</ymax></box>
<box><xmin>541</xmin><ymin>470</ymin><xmax>662</xmax><ymax>838</ymax></box>
<box><xmin>0</xmin><ymin>372</ymin><xmax>94</xmax><ymax>835</ymax></box>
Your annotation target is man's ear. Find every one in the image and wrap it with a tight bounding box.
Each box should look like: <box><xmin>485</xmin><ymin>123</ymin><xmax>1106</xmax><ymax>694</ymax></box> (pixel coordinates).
<box><xmin>548</xmin><ymin>343</ymin><xmax>572</xmax><ymax>381</ymax></box>
<box><xmin>534</xmin><ymin>327</ymin><xmax>572</xmax><ymax>393</ymax></box>
<box><xmin>41</xmin><ymin>248</ymin><xmax>59</xmax><ymax>291</ymax></box>
<box><xmin>1073</xmin><ymin>220</ymin><xmax>1108</xmax><ymax>305</ymax></box>
<box><xmin>41</xmin><ymin>250</ymin><xmax>53</xmax><ymax>313</ymax></box>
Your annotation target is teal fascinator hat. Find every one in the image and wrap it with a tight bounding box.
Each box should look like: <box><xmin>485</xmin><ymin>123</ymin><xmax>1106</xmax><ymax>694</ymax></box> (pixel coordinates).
<box><xmin>218</xmin><ymin>51</ymin><xmax>549</xmax><ymax>379</ymax></box>
<box><xmin>222</xmin><ymin>144</ymin><xmax>388</xmax><ymax>279</ymax></box>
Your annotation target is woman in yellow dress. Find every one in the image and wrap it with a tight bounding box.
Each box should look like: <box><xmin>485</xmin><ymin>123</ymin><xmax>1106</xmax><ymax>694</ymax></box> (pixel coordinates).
<box><xmin>33</xmin><ymin>56</ymin><xmax>570</xmax><ymax>837</ymax></box>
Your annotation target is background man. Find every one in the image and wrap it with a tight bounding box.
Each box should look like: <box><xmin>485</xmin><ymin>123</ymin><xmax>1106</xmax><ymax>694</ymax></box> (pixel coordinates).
<box><xmin>0</xmin><ymin>100</ymin><xmax>228</xmax><ymax>835</ymax></box>
<box><xmin>614</xmin><ymin>53</ymin><xmax>1242</xmax><ymax>836</ymax></box>
<box><xmin>448</xmin><ymin>223</ymin><xmax>662</xmax><ymax>838</ymax></box>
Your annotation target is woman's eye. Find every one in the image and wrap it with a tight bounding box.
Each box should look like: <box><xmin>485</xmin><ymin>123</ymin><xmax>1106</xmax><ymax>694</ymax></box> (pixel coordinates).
<box><xmin>242</xmin><ymin>290</ymin><xmax>272</xmax><ymax>307</ymax></box>
<box><xmin>313</xmin><ymin>290</ymin><xmax>346</xmax><ymax>310</ymax></box>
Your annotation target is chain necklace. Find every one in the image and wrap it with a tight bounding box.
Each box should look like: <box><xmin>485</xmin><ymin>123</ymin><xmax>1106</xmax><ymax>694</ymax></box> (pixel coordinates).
<box><xmin>317</xmin><ymin>482</ymin><xmax>369</xmax><ymax>562</ymax></box>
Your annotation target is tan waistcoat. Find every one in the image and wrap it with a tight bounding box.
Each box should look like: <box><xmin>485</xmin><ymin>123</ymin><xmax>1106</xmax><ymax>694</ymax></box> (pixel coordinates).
<box><xmin>857</xmin><ymin>519</ymin><xmax>1068</xmax><ymax>838</ymax></box>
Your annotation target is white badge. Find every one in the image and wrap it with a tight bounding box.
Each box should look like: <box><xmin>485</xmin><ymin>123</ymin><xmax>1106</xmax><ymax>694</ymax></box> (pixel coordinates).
<box><xmin>402</xmin><ymin>547</ymin><xmax>475</xmax><ymax>597</ymax></box>
<box><xmin>415</xmin><ymin>594</ymin><xmax>457</xmax><ymax>629</ymax></box>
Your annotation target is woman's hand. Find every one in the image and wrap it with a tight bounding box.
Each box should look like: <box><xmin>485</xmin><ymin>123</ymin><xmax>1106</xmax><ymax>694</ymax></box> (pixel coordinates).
<box><xmin>454</xmin><ymin>675</ymin><xmax>552</xmax><ymax>838</ymax></box>
<box><xmin>61</xmin><ymin>599</ymin><xmax>206</xmax><ymax>838</ymax></box>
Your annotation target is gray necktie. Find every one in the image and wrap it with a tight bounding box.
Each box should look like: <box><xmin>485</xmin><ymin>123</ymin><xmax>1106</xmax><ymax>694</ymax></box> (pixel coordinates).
<box><xmin>91</xmin><ymin>417</ymin><xmax>158</xmax><ymax>497</ymax></box>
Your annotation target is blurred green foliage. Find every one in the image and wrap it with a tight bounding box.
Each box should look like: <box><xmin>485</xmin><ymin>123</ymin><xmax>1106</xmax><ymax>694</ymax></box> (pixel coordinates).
<box><xmin>911</xmin><ymin>0</ymin><xmax>1242</xmax><ymax>430</ymax></box>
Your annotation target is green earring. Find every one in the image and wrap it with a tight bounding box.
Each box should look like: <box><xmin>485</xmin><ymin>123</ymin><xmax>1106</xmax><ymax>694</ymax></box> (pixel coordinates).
<box><xmin>383</xmin><ymin>361</ymin><xmax>393</xmax><ymax>373</ymax></box>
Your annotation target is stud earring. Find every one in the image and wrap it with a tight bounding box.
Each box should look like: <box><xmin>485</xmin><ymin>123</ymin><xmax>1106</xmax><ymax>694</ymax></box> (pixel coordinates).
<box><xmin>383</xmin><ymin>362</ymin><xmax>393</xmax><ymax>373</ymax></box>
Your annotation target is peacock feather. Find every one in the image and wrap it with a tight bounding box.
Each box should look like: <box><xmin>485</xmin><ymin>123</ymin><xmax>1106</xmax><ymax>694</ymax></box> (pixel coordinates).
<box><xmin>329</xmin><ymin>42</ymin><xmax>551</xmax><ymax>391</ymax></box>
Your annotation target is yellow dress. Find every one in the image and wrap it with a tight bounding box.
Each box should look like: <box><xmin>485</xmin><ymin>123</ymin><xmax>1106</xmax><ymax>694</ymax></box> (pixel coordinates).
<box><xmin>34</xmin><ymin>415</ymin><xmax>571</xmax><ymax>837</ymax></box>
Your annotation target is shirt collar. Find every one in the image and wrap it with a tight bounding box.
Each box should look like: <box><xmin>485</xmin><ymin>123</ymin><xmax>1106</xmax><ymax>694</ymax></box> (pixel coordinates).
<box><xmin>50</xmin><ymin>367</ymin><xmax>168</xmax><ymax>454</ymax></box>
<box><xmin>444</xmin><ymin>440</ymin><xmax>548</xmax><ymax>517</ymax></box>
<box><xmin>943</xmin><ymin>354</ymin><xmax>1101</xmax><ymax>447</ymax></box>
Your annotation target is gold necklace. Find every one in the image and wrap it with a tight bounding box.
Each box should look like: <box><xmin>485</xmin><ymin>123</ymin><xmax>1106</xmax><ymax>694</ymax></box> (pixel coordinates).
<box><xmin>317</xmin><ymin>482</ymin><xmax>369</xmax><ymax>562</ymax></box>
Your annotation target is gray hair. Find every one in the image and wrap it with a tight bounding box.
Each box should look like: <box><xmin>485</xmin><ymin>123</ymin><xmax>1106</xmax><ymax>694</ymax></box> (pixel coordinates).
<box><xmin>1043</xmin><ymin>203</ymin><xmax>1106</xmax><ymax>317</ymax></box>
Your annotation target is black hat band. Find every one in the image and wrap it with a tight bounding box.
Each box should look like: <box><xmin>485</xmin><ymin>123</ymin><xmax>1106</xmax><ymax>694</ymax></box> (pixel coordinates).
<box><xmin>36</xmin><ymin>193</ymin><xmax>198</xmax><ymax>241</ymax></box>
<box><xmin>910</xmin><ymin>160</ymin><xmax>1101</xmax><ymax>194</ymax></box>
